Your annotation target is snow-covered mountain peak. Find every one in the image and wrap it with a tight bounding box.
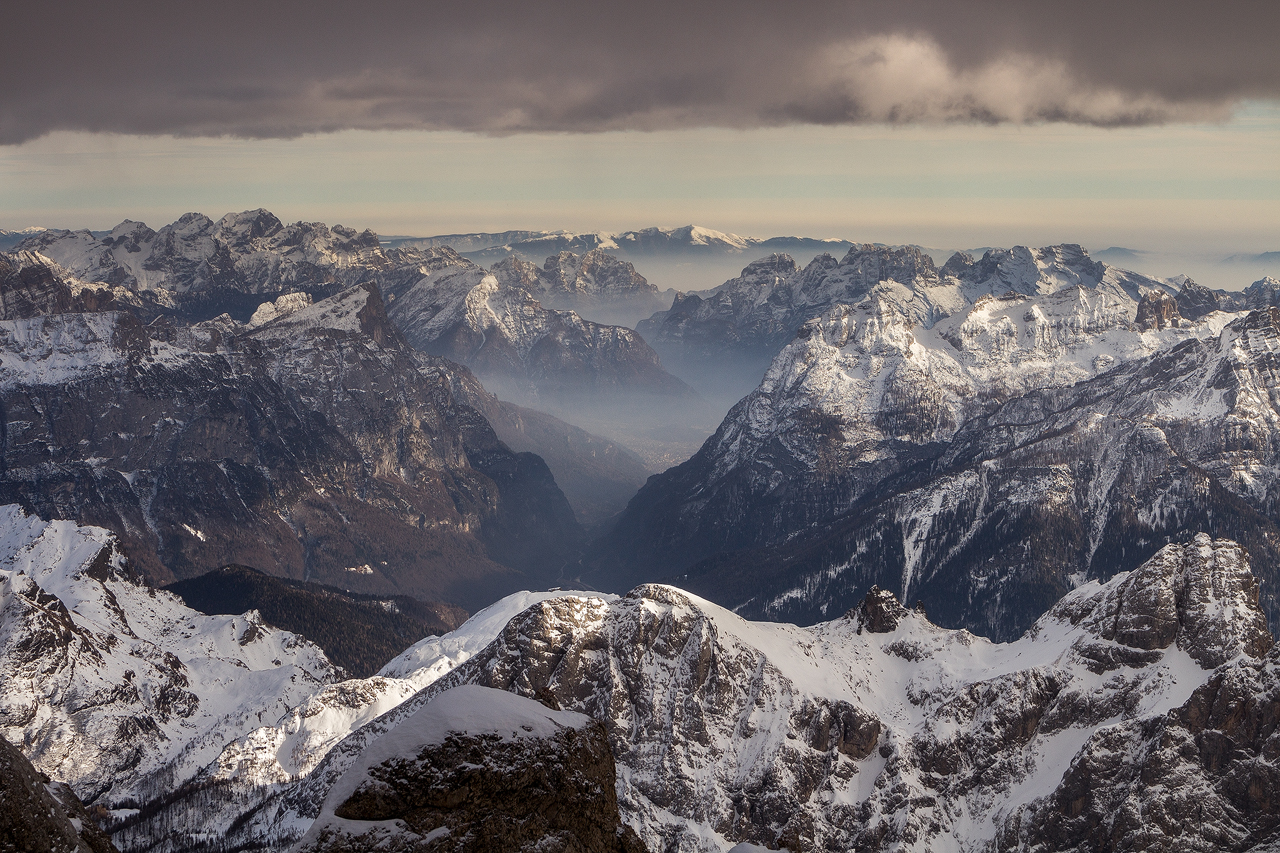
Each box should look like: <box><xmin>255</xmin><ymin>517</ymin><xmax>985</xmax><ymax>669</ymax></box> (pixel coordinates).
<box><xmin>0</xmin><ymin>505</ymin><xmax>341</xmax><ymax>805</ymax></box>
<box><xmin>105</xmin><ymin>218</ymin><xmax>153</xmax><ymax>241</ymax></box>
<box><xmin>277</xmin><ymin>539</ymin><xmax>1272</xmax><ymax>853</ymax></box>
<box><xmin>248</xmin><ymin>290</ymin><xmax>314</xmax><ymax>327</ymax></box>
<box><xmin>247</xmin><ymin>283</ymin><xmax>378</xmax><ymax>341</ymax></box>
<box><xmin>15</xmin><ymin>209</ymin><xmax>393</xmax><ymax>297</ymax></box>
<box><xmin>380</xmin><ymin>589</ymin><xmax>615</xmax><ymax>687</ymax></box>
<box><xmin>1043</xmin><ymin>534</ymin><xmax>1272</xmax><ymax>669</ymax></box>
<box><xmin>216</xmin><ymin>207</ymin><xmax>283</xmax><ymax>242</ymax></box>
<box><xmin>680</xmin><ymin>225</ymin><xmax>753</xmax><ymax>250</ymax></box>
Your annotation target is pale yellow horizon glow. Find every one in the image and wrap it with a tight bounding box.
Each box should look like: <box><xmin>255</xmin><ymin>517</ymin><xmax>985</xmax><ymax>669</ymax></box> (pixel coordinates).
<box><xmin>2</xmin><ymin>104</ymin><xmax>1277</xmax><ymax>262</ymax></box>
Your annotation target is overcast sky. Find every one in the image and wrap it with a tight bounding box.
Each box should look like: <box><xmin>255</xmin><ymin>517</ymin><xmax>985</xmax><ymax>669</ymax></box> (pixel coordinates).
<box><xmin>3</xmin><ymin>1</ymin><xmax>1277</xmax><ymax>259</ymax></box>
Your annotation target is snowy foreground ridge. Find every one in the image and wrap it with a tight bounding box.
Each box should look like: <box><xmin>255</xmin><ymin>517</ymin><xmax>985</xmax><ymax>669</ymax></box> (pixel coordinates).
<box><xmin>2</xmin><ymin>505</ymin><xmax>1278</xmax><ymax>852</ymax></box>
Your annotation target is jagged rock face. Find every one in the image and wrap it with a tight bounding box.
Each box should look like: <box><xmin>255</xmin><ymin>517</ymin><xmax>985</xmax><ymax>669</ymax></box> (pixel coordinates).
<box><xmin>0</xmin><ymin>252</ymin><xmax>150</xmax><ymax>320</ymax></box>
<box><xmin>0</xmin><ymin>283</ymin><xmax>580</xmax><ymax>604</ymax></box>
<box><xmin>1053</xmin><ymin>535</ymin><xmax>1272</xmax><ymax>669</ymax></box>
<box><xmin>17</xmin><ymin>211</ymin><xmax>389</xmax><ymax>319</ymax></box>
<box><xmin>1244</xmin><ymin>276</ymin><xmax>1280</xmax><ymax>310</ymax></box>
<box><xmin>270</xmin><ymin>538</ymin><xmax>1274</xmax><ymax>853</ymax></box>
<box><xmin>295</xmin><ymin>686</ymin><xmax>647</xmax><ymax>853</ymax></box>
<box><xmin>490</xmin><ymin>250</ymin><xmax>667</xmax><ymax>327</ymax></box>
<box><xmin>384</xmin><ymin>258</ymin><xmax>691</xmax><ymax>401</ymax></box>
<box><xmin>597</xmin><ymin>306</ymin><xmax>1280</xmax><ymax>640</ymax></box>
<box><xmin>1176</xmin><ymin>278</ymin><xmax>1221</xmax><ymax>320</ymax></box>
<box><xmin>999</xmin><ymin>545</ymin><xmax>1279</xmax><ymax>852</ymax></box>
<box><xmin>1136</xmin><ymin>289</ymin><xmax>1183</xmax><ymax>330</ymax></box>
<box><xmin>0</xmin><ymin>506</ymin><xmax>342</xmax><ymax>814</ymax></box>
<box><xmin>0</xmin><ymin>733</ymin><xmax>117</xmax><ymax>853</ymax></box>
<box><xmin>636</xmin><ymin>243</ymin><xmax>1172</xmax><ymax>396</ymax></box>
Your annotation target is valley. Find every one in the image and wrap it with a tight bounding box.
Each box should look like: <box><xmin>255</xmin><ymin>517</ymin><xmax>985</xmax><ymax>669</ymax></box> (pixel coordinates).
<box><xmin>4</xmin><ymin>210</ymin><xmax>1280</xmax><ymax>851</ymax></box>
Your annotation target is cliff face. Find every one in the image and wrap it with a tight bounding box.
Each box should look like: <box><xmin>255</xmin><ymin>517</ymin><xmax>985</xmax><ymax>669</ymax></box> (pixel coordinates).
<box><xmin>268</xmin><ymin>536</ymin><xmax>1276</xmax><ymax>853</ymax></box>
<box><xmin>0</xmin><ymin>283</ymin><xmax>580</xmax><ymax>605</ymax></box>
<box><xmin>0</xmin><ymin>734</ymin><xmax>118</xmax><ymax>853</ymax></box>
<box><xmin>383</xmin><ymin>258</ymin><xmax>691</xmax><ymax>401</ymax></box>
<box><xmin>296</xmin><ymin>685</ymin><xmax>647</xmax><ymax>853</ymax></box>
<box><xmin>597</xmin><ymin>280</ymin><xmax>1280</xmax><ymax>641</ymax></box>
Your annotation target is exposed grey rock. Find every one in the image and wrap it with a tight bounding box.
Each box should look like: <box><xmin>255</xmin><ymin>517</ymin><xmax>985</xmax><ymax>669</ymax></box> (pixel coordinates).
<box><xmin>1000</xmin><ymin>640</ymin><xmax>1280</xmax><ymax>852</ymax></box>
<box><xmin>296</xmin><ymin>686</ymin><xmax>647</xmax><ymax>853</ymax></box>
<box><xmin>1175</xmin><ymin>278</ymin><xmax>1221</xmax><ymax>320</ymax></box>
<box><xmin>594</xmin><ymin>304</ymin><xmax>1280</xmax><ymax>641</ymax></box>
<box><xmin>1135</xmin><ymin>289</ymin><xmax>1182</xmax><ymax>330</ymax></box>
<box><xmin>268</xmin><ymin>537</ymin><xmax>1274</xmax><ymax>853</ymax></box>
<box><xmin>1243</xmin><ymin>276</ymin><xmax>1280</xmax><ymax>310</ymax></box>
<box><xmin>0</xmin><ymin>252</ymin><xmax>148</xmax><ymax>320</ymax></box>
<box><xmin>0</xmin><ymin>283</ymin><xmax>580</xmax><ymax>605</ymax></box>
<box><xmin>0</xmin><ymin>734</ymin><xmax>117</xmax><ymax>853</ymax></box>
<box><xmin>0</xmin><ymin>506</ymin><xmax>341</xmax><ymax>839</ymax></box>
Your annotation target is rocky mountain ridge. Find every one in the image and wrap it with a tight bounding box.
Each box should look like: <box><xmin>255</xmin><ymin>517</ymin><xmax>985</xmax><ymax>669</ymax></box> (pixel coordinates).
<box><xmin>0</xmin><ymin>279</ymin><xmax>583</xmax><ymax>605</ymax></box>
<box><xmin>491</xmin><ymin>249</ymin><xmax>669</xmax><ymax>328</ymax></box>
<box><xmin>0</xmin><ymin>505</ymin><xmax>343</xmax><ymax>815</ymax></box>
<box><xmin>636</xmin><ymin>242</ymin><xmax>1183</xmax><ymax>403</ymax></box>
<box><xmin>12</xmin><ymin>213</ymin><xmax>696</xmax><ymax>448</ymax></box>
<box><xmin>213</xmin><ymin>535</ymin><xmax>1279</xmax><ymax>852</ymax></box>
<box><xmin>595</xmin><ymin>239</ymin><xmax>1280</xmax><ymax>640</ymax></box>
<box><xmin>8</xmin><ymin>495</ymin><xmax>1280</xmax><ymax>852</ymax></box>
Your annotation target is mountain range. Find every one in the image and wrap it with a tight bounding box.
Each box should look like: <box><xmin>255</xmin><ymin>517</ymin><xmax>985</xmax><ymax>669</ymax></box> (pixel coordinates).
<box><xmin>6</xmin><ymin>503</ymin><xmax>1280</xmax><ymax>851</ymax></box>
<box><xmin>594</xmin><ymin>246</ymin><xmax>1280</xmax><ymax>641</ymax></box>
<box><xmin>10</xmin><ymin>208</ymin><xmax>1280</xmax><ymax>852</ymax></box>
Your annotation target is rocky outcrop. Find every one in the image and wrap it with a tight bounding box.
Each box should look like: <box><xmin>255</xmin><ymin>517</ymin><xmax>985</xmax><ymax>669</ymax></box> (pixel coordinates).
<box><xmin>262</xmin><ymin>537</ymin><xmax>1275</xmax><ymax>853</ymax></box>
<box><xmin>296</xmin><ymin>686</ymin><xmax>646</xmax><ymax>853</ymax></box>
<box><xmin>997</xmin><ymin>541</ymin><xmax>1280</xmax><ymax>852</ymax></box>
<box><xmin>0</xmin><ymin>734</ymin><xmax>117</xmax><ymax>853</ymax></box>
<box><xmin>0</xmin><ymin>252</ymin><xmax>148</xmax><ymax>320</ymax></box>
<box><xmin>1135</xmin><ymin>289</ymin><xmax>1182</xmax><ymax>330</ymax></box>
<box><xmin>1176</xmin><ymin>278</ymin><xmax>1222</xmax><ymax>320</ymax></box>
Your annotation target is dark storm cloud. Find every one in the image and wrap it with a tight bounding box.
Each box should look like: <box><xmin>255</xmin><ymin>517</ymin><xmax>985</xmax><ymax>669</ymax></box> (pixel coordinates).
<box><xmin>3</xmin><ymin>0</ymin><xmax>1277</xmax><ymax>143</ymax></box>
